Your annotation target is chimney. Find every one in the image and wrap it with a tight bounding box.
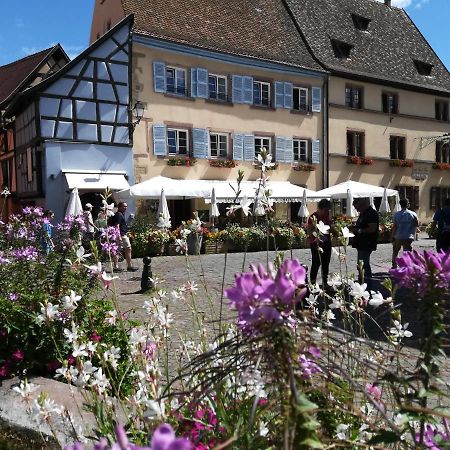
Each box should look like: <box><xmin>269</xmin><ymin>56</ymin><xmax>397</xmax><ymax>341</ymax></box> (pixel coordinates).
<box><xmin>384</xmin><ymin>0</ymin><xmax>392</xmax><ymax>6</ymax></box>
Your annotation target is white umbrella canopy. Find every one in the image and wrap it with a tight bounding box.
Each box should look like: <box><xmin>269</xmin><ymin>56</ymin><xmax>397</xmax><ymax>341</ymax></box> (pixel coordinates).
<box><xmin>393</xmin><ymin>193</ymin><xmax>401</xmax><ymax>212</ymax></box>
<box><xmin>210</xmin><ymin>187</ymin><xmax>220</xmax><ymax>219</ymax></box>
<box><xmin>298</xmin><ymin>189</ymin><xmax>310</xmax><ymax>218</ymax></box>
<box><xmin>347</xmin><ymin>189</ymin><xmax>358</xmax><ymax>218</ymax></box>
<box><xmin>157</xmin><ymin>188</ymin><xmax>171</xmax><ymax>228</ymax></box>
<box><xmin>253</xmin><ymin>196</ymin><xmax>266</xmax><ymax>216</ymax></box>
<box><xmin>313</xmin><ymin>180</ymin><xmax>398</xmax><ymax>200</ymax></box>
<box><xmin>65</xmin><ymin>188</ymin><xmax>83</xmax><ymax>217</ymax></box>
<box><xmin>379</xmin><ymin>188</ymin><xmax>391</xmax><ymax>213</ymax></box>
<box><xmin>369</xmin><ymin>196</ymin><xmax>375</xmax><ymax>209</ymax></box>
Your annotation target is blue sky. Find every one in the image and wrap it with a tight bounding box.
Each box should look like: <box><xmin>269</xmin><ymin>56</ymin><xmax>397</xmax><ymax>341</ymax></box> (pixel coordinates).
<box><xmin>0</xmin><ymin>0</ymin><xmax>449</xmax><ymax>70</ymax></box>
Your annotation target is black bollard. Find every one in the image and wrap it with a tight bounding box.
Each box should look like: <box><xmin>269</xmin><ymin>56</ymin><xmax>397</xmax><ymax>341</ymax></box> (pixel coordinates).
<box><xmin>140</xmin><ymin>256</ymin><xmax>155</xmax><ymax>292</ymax></box>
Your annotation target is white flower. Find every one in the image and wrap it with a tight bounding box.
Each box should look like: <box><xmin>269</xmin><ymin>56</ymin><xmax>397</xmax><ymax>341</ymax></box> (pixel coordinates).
<box><xmin>327</xmin><ymin>273</ymin><xmax>342</xmax><ymax>289</ymax></box>
<box><xmin>329</xmin><ymin>296</ymin><xmax>344</xmax><ymax>310</ymax></box>
<box><xmin>336</xmin><ymin>423</ymin><xmax>350</xmax><ymax>440</ymax></box>
<box><xmin>183</xmin><ymin>281</ymin><xmax>198</xmax><ymax>293</ymax></box>
<box><xmin>105</xmin><ymin>310</ymin><xmax>118</xmax><ymax>326</ymax></box>
<box><xmin>259</xmin><ymin>422</ymin><xmax>269</xmax><ymax>437</ymax></box>
<box><xmin>144</xmin><ymin>399</ymin><xmax>166</xmax><ymax>420</ymax></box>
<box><xmin>256</xmin><ymin>151</ymin><xmax>275</xmax><ymax>171</ymax></box>
<box><xmin>349</xmin><ymin>281</ymin><xmax>370</xmax><ymax>301</ymax></box>
<box><xmin>369</xmin><ymin>291</ymin><xmax>392</xmax><ymax>308</ymax></box>
<box><xmin>90</xmin><ymin>368</ymin><xmax>110</xmax><ymax>395</ymax></box>
<box><xmin>36</xmin><ymin>302</ymin><xmax>59</xmax><ymax>324</ymax></box>
<box><xmin>389</xmin><ymin>320</ymin><xmax>413</xmax><ymax>340</ymax></box>
<box><xmin>86</xmin><ymin>340</ymin><xmax>98</xmax><ymax>354</ymax></box>
<box><xmin>341</xmin><ymin>226</ymin><xmax>355</xmax><ymax>239</ymax></box>
<box><xmin>75</xmin><ymin>246</ymin><xmax>91</xmax><ymax>263</ymax></box>
<box><xmin>323</xmin><ymin>309</ymin><xmax>335</xmax><ymax>325</ymax></box>
<box><xmin>85</xmin><ymin>261</ymin><xmax>102</xmax><ymax>276</ymax></box>
<box><xmin>157</xmin><ymin>214</ymin><xmax>171</xmax><ymax>229</ymax></box>
<box><xmin>72</xmin><ymin>343</ymin><xmax>89</xmax><ymax>358</ymax></box>
<box><xmin>175</xmin><ymin>238</ymin><xmax>187</xmax><ymax>254</ymax></box>
<box><xmin>331</xmin><ymin>247</ymin><xmax>347</xmax><ymax>262</ymax></box>
<box><xmin>12</xmin><ymin>380</ymin><xmax>39</xmax><ymax>403</ymax></box>
<box><xmin>101</xmin><ymin>271</ymin><xmax>118</xmax><ymax>289</ymax></box>
<box><xmin>316</xmin><ymin>220</ymin><xmax>330</xmax><ymax>235</ymax></box>
<box><xmin>239</xmin><ymin>196</ymin><xmax>252</xmax><ymax>216</ymax></box>
<box><xmin>103</xmin><ymin>346</ymin><xmax>121</xmax><ymax>370</ymax></box>
<box><xmin>61</xmin><ymin>290</ymin><xmax>81</xmax><ymax>311</ymax></box>
<box><xmin>63</xmin><ymin>323</ymin><xmax>79</xmax><ymax>344</ymax></box>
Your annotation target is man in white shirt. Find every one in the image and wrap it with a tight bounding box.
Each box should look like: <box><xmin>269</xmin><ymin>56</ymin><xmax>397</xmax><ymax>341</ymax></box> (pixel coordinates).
<box><xmin>392</xmin><ymin>198</ymin><xmax>418</xmax><ymax>268</ymax></box>
<box><xmin>84</xmin><ymin>203</ymin><xmax>96</xmax><ymax>241</ymax></box>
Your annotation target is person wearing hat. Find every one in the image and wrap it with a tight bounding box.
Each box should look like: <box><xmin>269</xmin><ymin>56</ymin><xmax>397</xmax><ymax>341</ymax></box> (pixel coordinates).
<box><xmin>83</xmin><ymin>203</ymin><xmax>96</xmax><ymax>242</ymax></box>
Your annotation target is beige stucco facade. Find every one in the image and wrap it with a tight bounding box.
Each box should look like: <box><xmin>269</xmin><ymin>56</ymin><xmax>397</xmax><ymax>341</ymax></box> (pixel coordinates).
<box><xmin>128</xmin><ymin>42</ymin><xmax>326</xmax><ymax>221</ymax></box>
<box><xmin>328</xmin><ymin>76</ymin><xmax>450</xmax><ymax>222</ymax></box>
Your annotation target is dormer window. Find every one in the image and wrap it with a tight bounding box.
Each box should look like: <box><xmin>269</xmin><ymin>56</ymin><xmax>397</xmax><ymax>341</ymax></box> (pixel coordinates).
<box><xmin>414</xmin><ymin>59</ymin><xmax>433</xmax><ymax>76</ymax></box>
<box><xmin>331</xmin><ymin>39</ymin><xmax>353</xmax><ymax>59</ymax></box>
<box><xmin>352</xmin><ymin>14</ymin><xmax>371</xmax><ymax>31</ymax></box>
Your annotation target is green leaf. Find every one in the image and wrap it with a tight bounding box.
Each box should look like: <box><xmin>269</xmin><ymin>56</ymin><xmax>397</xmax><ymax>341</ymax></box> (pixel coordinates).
<box><xmin>368</xmin><ymin>431</ymin><xmax>401</xmax><ymax>445</ymax></box>
<box><xmin>295</xmin><ymin>394</ymin><xmax>319</xmax><ymax>413</ymax></box>
<box><xmin>298</xmin><ymin>438</ymin><xmax>324</xmax><ymax>449</ymax></box>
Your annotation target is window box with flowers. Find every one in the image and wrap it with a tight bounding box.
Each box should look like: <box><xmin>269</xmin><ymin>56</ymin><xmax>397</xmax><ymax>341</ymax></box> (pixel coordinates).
<box><xmin>389</xmin><ymin>159</ymin><xmax>413</xmax><ymax>167</ymax></box>
<box><xmin>347</xmin><ymin>156</ymin><xmax>374</xmax><ymax>165</ymax></box>
<box><xmin>433</xmin><ymin>162</ymin><xmax>450</xmax><ymax>170</ymax></box>
<box><xmin>292</xmin><ymin>163</ymin><xmax>317</xmax><ymax>172</ymax></box>
<box><xmin>167</xmin><ymin>157</ymin><xmax>197</xmax><ymax>167</ymax></box>
<box><xmin>208</xmin><ymin>159</ymin><xmax>238</xmax><ymax>168</ymax></box>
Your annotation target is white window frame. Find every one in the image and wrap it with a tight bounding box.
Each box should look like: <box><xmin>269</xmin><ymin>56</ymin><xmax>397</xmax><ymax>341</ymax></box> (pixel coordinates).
<box><xmin>253</xmin><ymin>80</ymin><xmax>271</xmax><ymax>106</ymax></box>
<box><xmin>209</xmin><ymin>132</ymin><xmax>228</xmax><ymax>159</ymax></box>
<box><xmin>293</xmin><ymin>87</ymin><xmax>309</xmax><ymax>112</ymax></box>
<box><xmin>254</xmin><ymin>136</ymin><xmax>272</xmax><ymax>158</ymax></box>
<box><xmin>166</xmin><ymin>66</ymin><xmax>187</xmax><ymax>95</ymax></box>
<box><xmin>167</xmin><ymin>128</ymin><xmax>189</xmax><ymax>155</ymax></box>
<box><xmin>208</xmin><ymin>73</ymin><xmax>228</xmax><ymax>101</ymax></box>
<box><xmin>293</xmin><ymin>139</ymin><xmax>309</xmax><ymax>163</ymax></box>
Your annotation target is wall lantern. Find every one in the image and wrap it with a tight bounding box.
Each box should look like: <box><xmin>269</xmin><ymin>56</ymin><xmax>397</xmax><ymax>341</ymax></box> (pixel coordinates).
<box><xmin>131</xmin><ymin>101</ymin><xmax>146</xmax><ymax>129</ymax></box>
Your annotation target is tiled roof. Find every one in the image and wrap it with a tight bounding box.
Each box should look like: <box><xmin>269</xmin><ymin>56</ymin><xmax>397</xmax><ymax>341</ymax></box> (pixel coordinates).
<box><xmin>284</xmin><ymin>0</ymin><xmax>450</xmax><ymax>94</ymax></box>
<box><xmin>0</xmin><ymin>48</ymin><xmax>58</xmax><ymax>107</ymax></box>
<box><xmin>120</xmin><ymin>0</ymin><xmax>324</xmax><ymax>72</ymax></box>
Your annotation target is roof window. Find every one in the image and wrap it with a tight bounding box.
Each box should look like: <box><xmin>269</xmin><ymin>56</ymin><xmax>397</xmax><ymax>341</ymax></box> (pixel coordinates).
<box><xmin>414</xmin><ymin>59</ymin><xmax>433</xmax><ymax>76</ymax></box>
<box><xmin>331</xmin><ymin>39</ymin><xmax>353</xmax><ymax>59</ymax></box>
<box><xmin>352</xmin><ymin>14</ymin><xmax>371</xmax><ymax>31</ymax></box>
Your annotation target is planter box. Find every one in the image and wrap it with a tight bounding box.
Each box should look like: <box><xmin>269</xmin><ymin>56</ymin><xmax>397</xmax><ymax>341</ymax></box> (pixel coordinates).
<box><xmin>204</xmin><ymin>241</ymin><xmax>225</xmax><ymax>254</ymax></box>
<box><xmin>166</xmin><ymin>243</ymin><xmax>178</xmax><ymax>256</ymax></box>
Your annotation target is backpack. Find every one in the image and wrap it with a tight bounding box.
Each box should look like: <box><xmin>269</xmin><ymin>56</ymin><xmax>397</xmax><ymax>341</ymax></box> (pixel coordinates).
<box><xmin>440</xmin><ymin>210</ymin><xmax>450</xmax><ymax>234</ymax></box>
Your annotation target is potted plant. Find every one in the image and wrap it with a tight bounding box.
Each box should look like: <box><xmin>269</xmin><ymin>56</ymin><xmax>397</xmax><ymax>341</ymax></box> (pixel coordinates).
<box><xmin>167</xmin><ymin>157</ymin><xmax>197</xmax><ymax>167</ymax></box>
<box><xmin>292</xmin><ymin>163</ymin><xmax>316</xmax><ymax>172</ymax></box>
<box><xmin>147</xmin><ymin>228</ymin><xmax>171</xmax><ymax>256</ymax></box>
<box><xmin>204</xmin><ymin>229</ymin><xmax>227</xmax><ymax>253</ymax></box>
<box><xmin>208</xmin><ymin>159</ymin><xmax>238</xmax><ymax>168</ymax></box>
<box><xmin>432</xmin><ymin>162</ymin><xmax>450</xmax><ymax>170</ymax></box>
<box><xmin>389</xmin><ymin>159</ymin><xmax>413</xmax><ymax>167</ymax></box>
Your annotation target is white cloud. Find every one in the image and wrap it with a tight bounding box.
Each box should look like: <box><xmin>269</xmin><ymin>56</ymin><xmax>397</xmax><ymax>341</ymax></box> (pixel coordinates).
<box><xmin>375</xmin><ymin>0</ymin><xmax>413</xmax><ymax>7</ymax></box>
<box><xmin>414</xmin><ymin>0</ymin><xmax>430</xmax><ymax>9</ymax></box>
<box><xmin>15</xmin><ymin>19</ymin><xmax>24</xmax><ymax>29</ymax></box>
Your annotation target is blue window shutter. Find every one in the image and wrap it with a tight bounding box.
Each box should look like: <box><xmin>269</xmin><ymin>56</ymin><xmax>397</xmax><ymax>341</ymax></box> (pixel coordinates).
<box><xmin>196</xmin><ymin>68</ymin><xmax>208</xmax><ymax>99</ymax></box>
<box><xmin>276</xmin><ymin>136</ymin><xmax>286</xmax><ymax>162</ymax></box>
<box><xmin>153</xmin><ymin>61</ymin><xmax>166</xmax><ymax>93</ymax></box>
<box><xmin>275</xmin><ymin>82</ymin><xmax>284</xmax><ymax>108</ymax></box>
<box><xmin>244</xmin><ymin>134</ymin><xmax>255</xmax><ymax>161</ymax></box>
<box><xmin>243</xmin><ymin>76</ymin><xmax>254</xmax><ymax>104</ymax></box>
<box><xmin>153</xmin><ymin>124</ymin><xmax>167</xmax><ymax>156</ymax></box>
<box><xmin>232</xmin><ymin>133</ymin><xmax>244</xmax><ymax>160</ymax></box>
<box><xmin>284</xmin><ymin>82</ymin><xmax>293</xmax><ymax>109</ymax></box>
<box><xmin>191</xmin><ymin>68</ymin><xmax>198</xmax><ymax>97</ymax></box>
<box><xmin>284</xmin><ymin>137</ymin><xmax>293</xmax><ymax>163</ymax></box>
<box><xmin>312</xmin><ymin>87</ymin><xmax>322</xmax><ymax>112</ymax></box>
<box><xmin>232</xmin><ymin>75</ymin><xmax>243</xmax><ymax>103</ymax></box>
<box><xmin>192</xmin><ymin>128</ymin><xmax>208</xmax><ymax>158</ymax></box>
<box><xmin>311</xmin><ymin>139</ymin><xmax>321</xmax><ymax>164</ymax></box>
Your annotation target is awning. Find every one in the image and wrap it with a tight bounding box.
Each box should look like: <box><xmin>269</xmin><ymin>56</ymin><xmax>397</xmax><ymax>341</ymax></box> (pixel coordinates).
<box><xmin>65</xmin><ymin>172</ymin><xmax>130</xmax><ymax>191</ymax></box>
<box><xmin>116</xmin><ymin>176</ymin><xmax>316</xmax><ymax>203</ymax></box>
<box><xmin>311</xmin><ymin>180</ymin><xmax>398</xmax><ymax>199</ymax></box>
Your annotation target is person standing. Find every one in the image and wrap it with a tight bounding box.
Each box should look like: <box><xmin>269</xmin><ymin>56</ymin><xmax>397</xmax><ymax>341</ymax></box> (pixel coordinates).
<box><xmin>109</xmin><ymin>202</ymin><xmax>137</xmax><ymax>272</ymax></box>
<box><xmin>307</xmin><ymin>199</ymin><xmax>333</xmax><ymax>286</ymax></box>
<box><xmin>83</xmin><ymin>203</ymin><xmax>96</xmax><ymax>242</ymax></box>
<box><xmin>391</xmin><ymin>198</ymin><xmax>418</xmax><ymax>268</ymax></box>
<box><xmin>351</xmin><ymin>198</ymin><xmax>379</xmax><ymax>287</ymax></box>
<box><xmin>432</xmin><ymin>197</ymin><xmax>450</xmax><ymax>252</ymax></box>
<box><xmin>41</xmin><ymin>209</ymin><xmax>55</xmax><ymax>254</ymax></box>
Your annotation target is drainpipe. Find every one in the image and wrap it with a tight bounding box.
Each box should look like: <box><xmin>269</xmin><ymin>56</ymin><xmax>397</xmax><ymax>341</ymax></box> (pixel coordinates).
<box><xmin>384</xmin><ymin>0</ymin><xmax>392</xmax><ymax>6</ymax></box>
<box><xmin>323</xmin><ymin>78</ymin><xmax>330</xmax><ymax>189</ymax></box>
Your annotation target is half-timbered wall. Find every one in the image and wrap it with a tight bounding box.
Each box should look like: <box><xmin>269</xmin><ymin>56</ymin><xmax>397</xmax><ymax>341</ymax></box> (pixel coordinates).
<box><xmin>39</xmin><ymin>23</ymin><xmax>131</xmax><ymax>146</ymax></box>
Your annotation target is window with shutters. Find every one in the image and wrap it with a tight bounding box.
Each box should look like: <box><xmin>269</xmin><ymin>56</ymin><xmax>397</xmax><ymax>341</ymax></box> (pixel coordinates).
<box><xmin>253</xmin><ymin>81</ymin><xmax>271</xmax><ymax>107</ymax></box>
<box><xmin>293</xmin><ymin>139</ymin><xmax>309</xmax><ymax>163</ymax></box>
<box><xmin>345</xmin><ymin>86</ymin><xmax>362</xmax><ymax>108</ymax></box>
<box><xmin>390</xmin><ymin>136</ymin><xmax>406</xmax><ymax>160</ymax></box>
<box><xmin>208</xmin><ymin>74</ymin><xmax>227</xmax><ymax>101</ymax></box>
<box><xmin>254</xmin><ymin>136</ymin><xmax>271</xmax><ymax>158</ymax></box>
<box><xmin>396</xmin><ymin>185</ymin><xmax>419</xmax><ymax>210</ymax></box>
<box><xmin>436</xmin><ymin>141</ymin><xmax>450</xmax><ymax>163</ymax></box>
<box><xmin>346</xmin><ymin>131</ymin><xmax>364</xmax><ymax>157</ymax></box>
<box><xmin>166</xmin><ymin>66</ymin><xmax>187</xmax><ymax>96</ymax></box>
<box><xmin>435</xmin><ymin>100</ymin><xmax>449</xmax><ymax>121</ymax></box>
<box><xmin>293</xmin><ymin>87</ymin><xmax>308</xmax><ymax>112</ymax></box>
<box><xmin>382</xmin><ymin>92</ymin><xmax>398</xmax><ymax>114</ymax></box>
<box><xmin>167</xmin><ymin>129</ymin><xmax>189</xmax><ymax>155</ymax></box>
<box><xmin>209</xmin><ymin>133</ymin><xmax>228</xmax><ymax>158</ymax></box>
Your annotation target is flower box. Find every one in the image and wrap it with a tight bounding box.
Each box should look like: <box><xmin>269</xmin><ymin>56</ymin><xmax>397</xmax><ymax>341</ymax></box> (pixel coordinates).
<box><xmin>208</xmin><ymin>159</ymin><xmax>238</xmax><ymax>168</ymax></box>
<box><xmin>389</xmin><ymin>159</ymin><xmax>413</xmax><ymax>167</ymax></box>
<box><xmin>167</xmin><ymin>157</ymin><xmax>197</xmax><ymax>167</ymax></box>
<box><xmin>292</xmin><ymin>163</ymin><xmax>316</xmax><ymax>172</ymax></box>
<box><xmin>203</xmin><ymin>241</ymin><xmax>224</xmax><ymax>254</ymax></box>
<box><xmin>432</xmin><ymin>162</ymin><xmax>450</xmax><ymax>170</ymax></box>
<box><xmin>347</xmin><ymin>156</ymin><xmax>374</xmax><ymax>165</ymax></box>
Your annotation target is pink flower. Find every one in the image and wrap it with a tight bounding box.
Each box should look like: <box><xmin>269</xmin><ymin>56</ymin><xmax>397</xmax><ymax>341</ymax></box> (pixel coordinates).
<box><xmin>366</xmin><ymin>383</ymin><xmax>382</xmax><ymax>402</ymax></box>
<box><xmin>90</xmin><ymin>332</ymin><xmax>102</xmax><ymax>342</ymax></box>
<box><xmin>12</xmin><ymin>349</ymin><xmax>24</xmax><ymax>361</ymax></box>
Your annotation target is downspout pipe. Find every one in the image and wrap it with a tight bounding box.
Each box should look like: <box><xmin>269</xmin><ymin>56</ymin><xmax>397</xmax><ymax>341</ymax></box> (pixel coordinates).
<box><xmin>324</xmin><ymin>78</ymin><xmax>330</xmax><ymax>188</ymax></box>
